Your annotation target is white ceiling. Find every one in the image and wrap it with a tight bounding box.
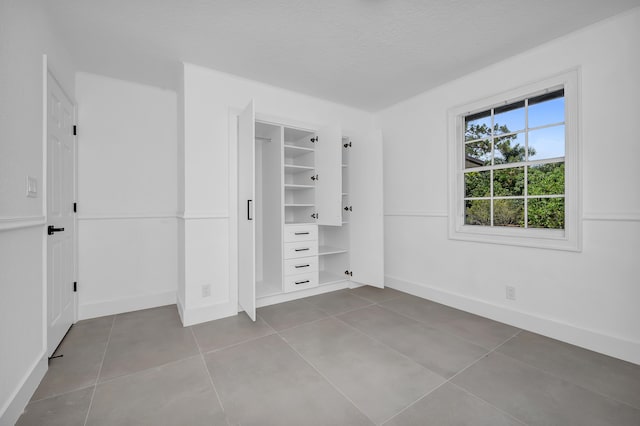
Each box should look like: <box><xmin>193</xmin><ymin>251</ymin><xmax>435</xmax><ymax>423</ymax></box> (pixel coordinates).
<box><xmin>42</xmin><ymin>0</ymin><xmax>639</xmax><ymax>111</ymax></box>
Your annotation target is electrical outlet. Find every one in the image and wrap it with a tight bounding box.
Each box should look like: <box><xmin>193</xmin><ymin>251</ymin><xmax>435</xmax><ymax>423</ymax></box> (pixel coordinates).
<box><xmin>201</xmin><ymin>284</ymin><xmax>211</xmax><ymax>298</ymax></box>
<box><xmin>506</xmin><ymin>285</ymin><xmax>516</xmax><ymax>301</ymax></box>
<box><xmin>26</xmin><ymin>176</ymin><xmax>37</xmax><ymax>198</ymax></box>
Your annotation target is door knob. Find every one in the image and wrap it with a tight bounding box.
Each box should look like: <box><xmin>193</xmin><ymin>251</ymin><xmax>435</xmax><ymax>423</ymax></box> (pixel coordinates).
<box><xmin>48</xmin><ymin>225</ymin><xmax>65</xmax><ymax>235</ymax></box>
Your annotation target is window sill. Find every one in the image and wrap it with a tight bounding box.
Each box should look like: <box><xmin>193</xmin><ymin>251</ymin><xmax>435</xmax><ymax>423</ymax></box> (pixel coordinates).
<box><xmin>449</xmin><ymin>224</ymin><xmax>581</xmax><ymax>252</ymax></box>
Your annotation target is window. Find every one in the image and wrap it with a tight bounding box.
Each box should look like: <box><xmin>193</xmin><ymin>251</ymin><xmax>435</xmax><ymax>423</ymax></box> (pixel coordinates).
<box><xmin>448</xmin><ymin>70</ymin><xmax>580</xmax><ymax>251</ymax></box>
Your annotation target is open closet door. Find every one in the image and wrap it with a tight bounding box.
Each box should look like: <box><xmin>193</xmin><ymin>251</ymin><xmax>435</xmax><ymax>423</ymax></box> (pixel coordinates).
<box><xmin>315</xmin><ymin>125</ymin><xmax>342</xmax><ymax>226</ymax></box>
<box><xmin>238</xmin><ymin>100</ymin><xmax>256</xmax><ymax>320</ymax></box>
<box><xmin>350</xmin><ymin>129</ymin><xmax>384</xmax><ymax>288</ymax></box>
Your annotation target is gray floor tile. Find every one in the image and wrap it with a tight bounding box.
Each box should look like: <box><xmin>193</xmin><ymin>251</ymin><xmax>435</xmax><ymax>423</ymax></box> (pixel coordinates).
<box><xmin>380</xmin><ymin>294</ymin><xmax>519</xmax><ymax>349</ymax></box>
<box><xmin>99</xmin><ymin>305</ymin><xmax>199</xmax><ymax>381</ymax></box>
<box><xmin>304</xmin><ymin>289</ymin><xmax>373</xmax><ymax>315</ymax></box>
<box><xmin>384</xmin><ymin>382</ymin><xmax>523</xmax><ymax>426</ymax></box>
<box><xmin>87</xmin><ymin>356</ymin><xmax>225</xmax><ymax>426</ymax></box>
<box><xmin>452</xmin><ymin>352</ymin><xmax>640</xmax><ymax>426</ymax></box>
<box><xmin>339</xmin><ymin>305</ymin><xmax>488</xmax><ymax>378</ymax></box>
<box><xmin>17</xmin><ymin>386</ymin><xmax>93</xmax><ymax>426</ymax></box>
<box><xmin>32</xmin><ymin>315</ymin><xmax>114</xmax><ymax>400</ymax></box>
<box><xmin>192</xmin><ymin>314</ymin><xmax>274</xmax><ymax>353</ymax></box>
<box><xmin>257</xmin><ymin>299</ymin><xmax>328</xmax><ymax>331</ymax></box>
<box><xmin>281</xmin><ymin>318</ymin><xmax>445</xmax><ymax>424</ymax></box>
<box><xmin>348</xmin><ymin>285</ymin><xmax>404</xmax><ymax>304</ymax></box>
<box><xmin>498</xmin><ymin>331</ymin><xmax>640</xmax><ymax>409</ymax></box>
<box><xmin>204</xmin><ymin>334</ymin><xmax>373</xmax><ymax>426</ymax></box>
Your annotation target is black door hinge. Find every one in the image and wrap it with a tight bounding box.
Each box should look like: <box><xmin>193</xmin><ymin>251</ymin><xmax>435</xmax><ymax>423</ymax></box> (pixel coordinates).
<box><xmin>73</xmin><ymin>125</ymin><xmax>77</xmax><ymax>136</ymax></box>
<box><xmin>73</xmin><ymin>282</ymin><xmax>77</xmax><ymax>292</ymax></box>
<box><xmin>344</xmin><ymin>270</ymin><xmax>353</xmax><ymax>277</ymax></box>
<box><xmin>310</xmin><ymin>136</ymin><xmax>318</xmax><ymax>143</ymax></box>
<box><xmin>73</xmin><ymin>202</ymin><xmax>77</xmax><ymax>213</ymax></box>
<box><xmin>310</xmin><ymin>174</ymin><xmax>319</xmax><ymax>181</ymax></box>
<box><xmin>311</xmin><ymin>213</ymin><xmax>318</xmax><ymax>219</ymax></box>
<box><xmin>344</xmin><ymin>206</ymin><xmax>352</xmax><ymax>212</ymax></box>
<box><xmin>343</xmin><ymin>141</ymin><xmax>351</xmax><ymax>148</ymax></box>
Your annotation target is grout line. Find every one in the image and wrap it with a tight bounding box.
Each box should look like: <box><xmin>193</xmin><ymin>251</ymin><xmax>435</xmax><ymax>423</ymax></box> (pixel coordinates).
<box><xmin>83</xmin><ymin>315</ymin><xmax>115</xmax><ymax>426</ymax></box>
<box><xmin>274</xmin><ymin>332</ymin><xmax>376</xmax><ymax>425</ymax></box>
<box><xmin>190</xmin><ymin>327</ymin><xmax>226</xmax><ymax>413</ymax></box>
<box><xmin>91</xmin><ymin>354</ymin><xmax>203</xmax><ymax>386</ymax></box>
<box><xmin>374</xmin><ymin>302</ymin><xmax>509</xmax><ymax>351</ymax></box>
<box><xmin>490</xmin><ymin>338</ymin><xmax>640</xmax><ymax>412</ymax></box>
<box><xmin>380</xmin><ymin>330</ymin><xmax>522</xmax><ymax>425</ymax></box>
<box><xmin>28</xmin><ymin>384</ymin><xmax>97</xmax><ymax>404</ymax></box>
<box><xmin>448</xmin><ymin>382</ymin><xmax>529</xmax><ymax>426</ymax></box>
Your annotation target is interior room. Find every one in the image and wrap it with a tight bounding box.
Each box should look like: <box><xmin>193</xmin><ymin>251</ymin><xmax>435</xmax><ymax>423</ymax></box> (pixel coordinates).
<box><xmin>1</xmin><ymin>1</ymin><xmax>639</xmax><ymax>425</ymax></box>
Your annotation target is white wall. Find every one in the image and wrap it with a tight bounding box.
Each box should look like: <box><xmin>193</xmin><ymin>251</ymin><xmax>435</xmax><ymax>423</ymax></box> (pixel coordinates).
<box><xmin>75</xmin><ymin>72</ymin><xmax>178</xmax><ymax>319</ymax></box>
<box><xmin>377</xmin><ymin>9</ymin><xmax>640</xmax><ymax>364</ymax></box>
<box><xmin>0</xmin><ymin>1</ymin><xmax>76</xmax><ymax>424</ymax></box>
<box><xmin>178</xmin><ymin>64</ymin><xmax>375</xmax><ymax>325</ymax></box>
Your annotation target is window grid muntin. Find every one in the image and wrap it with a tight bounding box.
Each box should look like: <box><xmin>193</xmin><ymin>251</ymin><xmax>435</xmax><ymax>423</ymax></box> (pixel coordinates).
<box><xmin>463</xmin><ymin>91</ymin><xmax>565</xmax><ymax>229</ymax></box>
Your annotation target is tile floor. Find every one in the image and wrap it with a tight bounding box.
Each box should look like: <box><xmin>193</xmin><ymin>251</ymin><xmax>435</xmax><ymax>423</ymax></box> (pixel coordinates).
<box><xmin>17</xmin><ymin>287</ymin><xmax>640</xmax><ymax>425</ymax></box>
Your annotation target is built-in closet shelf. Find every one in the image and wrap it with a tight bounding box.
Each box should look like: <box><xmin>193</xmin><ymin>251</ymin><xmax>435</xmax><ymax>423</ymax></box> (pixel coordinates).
<box><xmin>285</xmin><ymin>220</ymin><xmax>316</xmax><ymax>225</ymax></box>
<box><xmin>318</xmin><ymin>245</ymin><xmax>348</xmax><ymax>256</ymax></box>
<box><xmin>256</xmin><ymin>280</ymin><xmax>283</xmax><ymax>299</ymax></box>
<box><xmin>342</xmin><ymin>193</ymin><xmax>348</xmax><ymax>196</ymax></box>
<box><xmin>342</xmin><ymin>164</ymin><xmax>348</xmax><ymax>168</ymax></box>
<box><xmin>285</xmin><ymin>204</ymin><xmax>315</xmax><ymax>207</ymax></box>
<box><xmin>284</xmin><ymin>164</ymin><xmax>315</xmax><ymax>173</ymax></box>
<box><xmin>319</xmin><ymin>271</ymin><xmax>348</xmax><ymax>286</ymax></box>
<box><xmin>284</xmin><ymin>144</ymin><xmax>314</xmax><ymax>157</ymax></box>
<box><xmin>285</xmin><ymin>184</ymin><xmax>315</xmax><ymax>190</ymax></box>
<box><xmin>342</xmin><ymin>221</ymin><xmax>349</xmax><ymax>225</ymax></box>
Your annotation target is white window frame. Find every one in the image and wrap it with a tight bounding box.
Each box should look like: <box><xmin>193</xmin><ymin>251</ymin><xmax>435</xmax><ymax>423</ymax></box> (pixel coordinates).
<box><xmin>447</xmin><ymin>69</ymin><xmax>581</xmax><ymax>251</ymax></box>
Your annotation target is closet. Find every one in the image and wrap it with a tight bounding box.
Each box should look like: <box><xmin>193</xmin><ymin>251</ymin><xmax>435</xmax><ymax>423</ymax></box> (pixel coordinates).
<box><xmin>238</xmin><ymin>100</ymin><xmax>383</xmax><ymax>321</ymax></box>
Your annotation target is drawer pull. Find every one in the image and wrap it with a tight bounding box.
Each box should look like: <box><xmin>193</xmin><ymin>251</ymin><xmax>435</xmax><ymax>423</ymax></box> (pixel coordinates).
<box><xmin>294</xmin><ymin>264</ymin><xmax>310</xmax><ymax>268</ymax></box>
<box><xmin>294</xmin><ymin>232</ymin><xmax>310</xmax><ymax>235</ymax></box>
<box><xmin>294</xmin><ymin>248</ymin><xmax>310</xmax><ymax>252</ymax></box>
<box><xmin>295</xmin><ymin>280</ymin><xmax>310</xmax><ymax>285</ymax></box>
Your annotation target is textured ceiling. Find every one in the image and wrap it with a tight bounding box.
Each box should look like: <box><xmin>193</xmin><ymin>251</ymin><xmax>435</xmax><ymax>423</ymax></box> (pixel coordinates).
<box><xmin>42</xmin><ymin>0</ymin><xmax>639</xmax><ymax>111</ymax></box>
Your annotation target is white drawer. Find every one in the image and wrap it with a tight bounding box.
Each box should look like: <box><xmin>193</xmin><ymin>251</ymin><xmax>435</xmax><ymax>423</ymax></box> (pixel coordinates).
<box><xmin>284</xmin><ymin>224</ymin><xmax>317</xmax><ymax>242</ymax></box>
<box><xmin>284</xmin><ymin>241</ymin><xmax>318</xmax><ymax>259</ymax></box>
<box><xmin>284</xmin><ymin>271</ymin><xmax>319</xmax><ymax>293</ymax></box>
<box><xmin>284</xmin><ymin>257</ymin><xmax>319</xmax><ymax>276</ymax></box>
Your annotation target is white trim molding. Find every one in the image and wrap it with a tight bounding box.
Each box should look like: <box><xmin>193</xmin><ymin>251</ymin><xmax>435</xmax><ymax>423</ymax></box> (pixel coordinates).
<box><xmin>0</xmin><ymin>216</ymin><xmax>46</xmax><ymax>232</ymax></box>
<box><xmin>78</xmin><ymin>290</ymin><xmax>176</xmax><ymax>320</ymax></box>
<box><xmin>177</xmin><ymin>211</ymin><xmax>229</xmax><ymax>220</ymax></box>
<box><xmin>385</xmin><ymin>275</ymin><xmax>640</xmax><ymax>365</ymax></box>
<box><xmin>384</xmin><ymin>211</ymin><xmax>448</xmax><ymax>218</ymax></box>
<box><xmin>77</xmin><ymin>213</ymin><xmax>178</xmax><ymax>220</ymax></box>
<box><xmin>582</xmin><ymin>212</ymin><xmax>640</xmax><ymax>222</ymax></box>
<box><xmin>0</xmin><ymin>351</ymin><xmax>47</xmax><ymax>426</ymax></box>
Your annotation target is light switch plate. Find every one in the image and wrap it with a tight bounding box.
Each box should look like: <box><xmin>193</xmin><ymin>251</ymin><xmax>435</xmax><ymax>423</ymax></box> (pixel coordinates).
<box><xmin>26</xmin><ymin>176</ymin><xmax>37</xmax><ymax>198</ymax></box>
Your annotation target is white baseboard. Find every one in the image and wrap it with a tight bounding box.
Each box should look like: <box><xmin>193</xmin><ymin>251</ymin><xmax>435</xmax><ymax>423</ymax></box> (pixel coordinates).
<box><xmin>385</xmin><ymin>275</ymin><xmax>640</xmax><ymax>365</ymax></box>
<box><xmin>0</xmin><ymin>351</ymin><xmax>47</xmax><ymax>426</ymax></box>
<box><xmin>179</xmin><ymin>300</ymin><xmax>237</xmax><ymax>327</ymax></box>
<box><xmin>78</xmin><ymin>290</ymin><xmax>177</xmax><ymax>320</ymax></box>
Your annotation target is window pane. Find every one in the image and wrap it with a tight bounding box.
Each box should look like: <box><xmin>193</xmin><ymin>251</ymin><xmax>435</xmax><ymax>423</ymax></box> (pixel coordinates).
<box><xmin>493</xmin><ymin>199</ymin><xmax>524</xmax><ymax>227</ymax></box>
<box><xmin>465</xmin><ymin>140</ymin><xmax>491</xmax><ymax>168</ymax></box>
<box><xmin>493</xmin><ymin>167</ymin><xmax>524</xmax><ymax>196</ymax></box>
<box><xmin>465</xmin><ymin>199</ymin><xmax>490</xmax><ymax>226</ymax></box>
<box><xmin>528</xmin><ymin>163</ymin><xmax>564</xmax><ymax>196</ymax></box>
<box><xmin>465</xmin><ymin>111</ymin><xmax>492</xmax><ymax>142</ymax></box>
<box><xmin>465</xmin><ymin>171</ymin><xmax>491</xmax><ymax>198</ymax></box>
<box><xmin>528</xmin><ymin>197</ymin><xmax>565</xmax><ymax>229</ymax></box>
<box><xmin>494</xmin><ymin>101</ymin><xmax>525</xmax><ymax>134</ymax></box>
<box><xmin>529</xmin><ymin>91</ymin><xmax>564</xmax><ymax>128</ymax></box>
<box><xmin>528</xmin><ymin>125</ymin><xmax>565</xmax><ymax>161</ymax></box>
<box><xmin>494</xmin><ymin>133</ymin><xmax>525</xmax><ymax>164</ymax></box>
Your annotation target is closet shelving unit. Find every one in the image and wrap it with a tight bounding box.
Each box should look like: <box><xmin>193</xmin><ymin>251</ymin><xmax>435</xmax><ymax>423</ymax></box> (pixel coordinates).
<box><xmin>238</xmin><ymin>99</ymin><xmax>383</xmax><ymax>321</ymax></box>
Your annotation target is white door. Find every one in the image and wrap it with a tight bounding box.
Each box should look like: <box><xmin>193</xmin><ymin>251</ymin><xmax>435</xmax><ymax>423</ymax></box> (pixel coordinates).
<box><xmin>47</xmin><ymin>72</ymin><xmax>76</xmax><ymax>356</ymax></box>
<box><xmin>315</xmin><ymin>125</ymin><xmax>342</xmax><ymax>226</ymax></box>
<box><xmin>238</xmin><ymin>100</ymin><xmax>256</xmax><ymax>321</ymax></box>
<box><xmin>349</xmin><ymin>129</ymin><xmax>384</xmax><ymax>288</ymax></box>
